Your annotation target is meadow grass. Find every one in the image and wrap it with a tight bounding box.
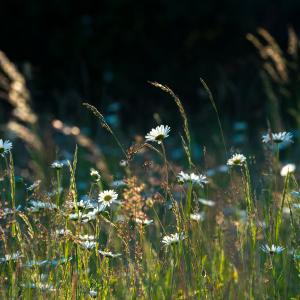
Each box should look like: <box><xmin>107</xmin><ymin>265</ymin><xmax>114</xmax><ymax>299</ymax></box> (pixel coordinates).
<box><xmin>0</xmin><ymin>84</ymin><xmax>300</xmax><ymax>300</ymax></box>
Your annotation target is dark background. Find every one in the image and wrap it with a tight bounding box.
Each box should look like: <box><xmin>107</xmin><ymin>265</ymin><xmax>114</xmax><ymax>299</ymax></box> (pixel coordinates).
<box><xmin>1</xmin><ymin>0</ymin><xmax>300</xmax><ymax>132</ymax></box>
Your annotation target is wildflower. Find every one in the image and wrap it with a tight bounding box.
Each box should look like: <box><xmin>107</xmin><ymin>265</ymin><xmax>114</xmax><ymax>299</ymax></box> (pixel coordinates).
<box><xmin>262</xmin><ymin>131</ymin><xmax>293</xmax><ymax>145</ymax></box>
<box><xmin>55</xmin><ymin>229</ymin><xmax>71</xmax><ymax>236</ymax></box>
<box><xmin>0</xmin><ymin>139</ymin><xmax>12</xmax><ymax>156</ymax></box>
<box><xmin>198</xmin><ymin>198</ymin><xmax>216</xmax><ymax>207</ymax></box>
<box><xmin>98</xmin><ymin>250</ymin><xmax>122</xmax><ymax>258</ymax></box>
<box><xmin>2</xmin><ymin>205</ymin><xmax>22</xmax><ymax>218</ymax></box>
<box><xmin>161</xmin><ymin>232</ymin><xmax>186</xmax><ymax>246</ymax></box>
<box><xmin>26</xmin><ymin>200</ymin><xmax>57</xmax><ymax>212</ymax></box>
<box><xmin>25</xmin><ymin>283</ymin><xmax>56</xmax><ymax>292</ymax></box>
<box><xmin>177</xmin><ymin>171</ymin><xmax>208</xmax><ymax>187</ymax></box>
<box><xmin>76</xmin><ymin>196</ymin><xmax>97</xmax><ymax>210</ymax></box>
<box><xmin>90</xmin><ymin>168</ymin><xmax>101</xmax><ymax>182</ymax></box>
<box><xmin>50</xmin><ymin>160</ymin><xmax>68</xmax><ymax>169</ymax></box>
<box><xmin>79</xmin><ymin>241</ymin><xmax>96</xmax><ymax>250</ymax></box>
<box><xmin>291</xmin><ymin>191</ymin><xmax>300</xmax><ymax>199</ymax></box>
<box><xmin>0</xmin><ymin>251</ymin><xmax>23</xmax><ymax>263</ymax></box>
<box><xmin>145</xmin><ymin>125</ymin><xmax>170</xmax><ymax>144</ymax></box>
<box><xmin>89</xmin><ymin>290</ymin><xmax>98</xmax><ymax>298</ymax></box>
<box><xmin>292</xmin><ymin>203</ymin><xmax>300</xmax><ymax>209</ymax></box>
<box><xmin>190</xmin><ymin>212</ymin><xmax>205</xmax><ymax>222</ymax></box>
<box><xmin>78</xmin><ymin>234</ymin><xmax>96</xmax><ymax>241</ymax></box>
<box><xmin>227</xmin><ymin>153</ymin><xmax>246</xmax><ymax>166</ymax></box>
<box><xmin>260</xmin><ymin>244</ymin><xmax>285</xmax><ymax>254</ymax></box>
<box><xmin>24</xmin><ymin>260</ymin><xmax>48</xmax><ymax>268</ymax></box>
<box><xmin>98</xmin><ymin>190</ymin><xmax>118</xmax><ymax>209</ymax></box>
<box><xmin>69</xmin><ymin>212</ymin><xmax>83</xmax><ymax>220</ymax></box>
<box><xmin>26</xmin><ymin>180</ymin><xmax>41</xmax><ymax>191</ymax></box>
<box><xmin>292</xmin><ymin>250</ymin><xmax>300</xmax><ymax>260</ymax></box>
<box><xmin>135</xmin><ymin>218</ymin><xmax>154</xmax><ymax>226</ymax></box>
<box><xmin>119</xmin><ymin>160</ymin><xmax>128</xmax><ymax>167</ymax></box>
<box><xmin>280</xmin><ymin>164</ymin><xmax>296</xmax><ymax>177</ymax></box>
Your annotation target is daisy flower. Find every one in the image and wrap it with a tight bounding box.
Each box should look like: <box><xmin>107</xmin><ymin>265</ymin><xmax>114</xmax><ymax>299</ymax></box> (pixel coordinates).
<box><xmin>55</xmin><ymin>229</ymin><xmax>71</xmax><ymax>236</ymax></box>
<box><xmin>27</xmin><ymin>180</ymin><xmax>41</xmax><ymax>191</ymax></box>
<box><xmin>78</xmin><ymin>234</ymin><xmax>96</xmax><ymax>241</ymax></box>
<box><xmin>50</xmin><ymin>160</ymin><xmax>68</xmax><ymax>170</ymax></box>
<box><xmin>90</xmin><ymin>168</ymin><xmax>101</xmax><ymax>182</ymax></box>
<box><xmin>190</xmin><ymin>212</ymin><xmax>205</xmax><ymax>222</ymax></box>
<box><xmin>177</xmin><ymin>171</ymin><xmax>208</xmax><ymax>187</ymax></box>
<box><xmin>27</xmin><ymin>200</ymin><xmax>57</xmax><ymax>212</ymax></box>
<box><xmin>98</xmin><ymin>190</ymin><xmax>118</xmax><ymax>209</ymax></box>
<box><xmin>291</xmin><ymin>191</ymin><xmax>300</xmax><ymax>199</ymax></box>
<box><xmin>79</xmin><ymin>240</ymin><xmax>96</xmax><ymax>250</ymax></box>
<box><xmin>227</xmin><ymin>153</ymin><xmax>246</xmax><ymax>166</ymax></box>
<box><xmin>262</xmin><ymin>131</ymin><xmax>293</xmax><ymax>145</ymax></box>
<box><xmin>89</xmin><ymin>290</ymin><xmax>98</xmax><ymax>298</ymax></box>
<box><xmin>292</xmin><ymin>203</ymin><xmax>300</xmax><ymax>209</ymax></box>
<box><xmin>145</xmin><ymin>125</ymin><xmax>170</xmax><ymax>144</ymax></box>
<box><xmin>0</xmin><ymin>139</ymin><xmax>12</xmax><ymax>156</ymax></box>
<box><xmin>98</xmin><ymin>250</ymin><xmax>122</xmax><ymax>258</ymax></box>
<box><xmin>280</xmin><ymin>164</ymin><xmax>296</xmax><ymax>177</ymax></box>
<box><xmin>135</xmin><ymin>218</ymin><xmax>154</xmax><ymax>226</ymax></box>
<box><xmin>0</xmin><ymin>251</ymin><xmax>23</xmax><ymax>263</ymax></box>
<box><xmin>198</xmin><ymin>198</ymin><xmax>216</xmax><ymax>207</ymax></box>
<box><xmin>260</xmin><ymin>244</ymin><xmax>285</xmax><ymax>254</ymax></box>
<box><xmin>161</xmin><ymin>232</ymin><xmax>186</xmax><ymax>246</ymax></box>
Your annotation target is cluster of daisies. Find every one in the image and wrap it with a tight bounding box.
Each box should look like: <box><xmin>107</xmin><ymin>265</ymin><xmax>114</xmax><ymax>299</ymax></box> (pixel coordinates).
<box><xmin>144</xmin><ymin>126</ymin><xmax>297</xmax><ymax>251</ymax></box>
<box><xmin>0</xmin><ymin>128</ymin><xmax>296</xmax><ymax>251</ymax></box>
<box><xmin>226</xmin><ymin>131</ymin><xmax>295</xmax><ymax>174</ymax></box>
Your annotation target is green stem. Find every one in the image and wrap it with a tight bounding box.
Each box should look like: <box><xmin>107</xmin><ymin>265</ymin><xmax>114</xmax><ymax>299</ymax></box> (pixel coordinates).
<box><xmin>56</xmin><ymin>169</ymin><xmax>61</xmax><ymax>207</ymax></box>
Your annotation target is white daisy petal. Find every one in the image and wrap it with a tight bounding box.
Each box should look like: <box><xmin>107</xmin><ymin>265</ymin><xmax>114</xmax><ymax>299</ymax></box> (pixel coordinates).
<box><xmin>145</xmin><ymin>125</ymin><xmax>170</xmax><ymax>144</ymax></box>
<box><xmin>227</xmin><ymin>153</ymin><xmax>246</xmax><ymax>166</ymax></box>
<box><xmin>280</xmin><ymin>164</ymin><xmax>296</xmax><ymax>177</ymax></box>
<box><xmin>0</xmin><ymin>139</ymin><xmax>13</xmax><ymax>156</ymax></box>
<box><xmin>98</xmin><ymin>190</ymin><xmax>118</xmax><ymax>209</ymax></box>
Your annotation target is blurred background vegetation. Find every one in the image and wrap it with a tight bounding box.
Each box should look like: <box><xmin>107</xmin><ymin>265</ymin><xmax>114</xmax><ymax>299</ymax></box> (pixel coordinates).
<box><xmin>1</xmin><ymin>0</ymin><xmax>300</xmax><ymax>175</ymax></box>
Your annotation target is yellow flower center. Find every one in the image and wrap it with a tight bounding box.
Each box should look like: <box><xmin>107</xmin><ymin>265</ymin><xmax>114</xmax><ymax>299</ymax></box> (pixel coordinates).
<box><xmin>104</xmin><ymin>195</ymin><xmax>112</xmax><ymax>202</ymax></box>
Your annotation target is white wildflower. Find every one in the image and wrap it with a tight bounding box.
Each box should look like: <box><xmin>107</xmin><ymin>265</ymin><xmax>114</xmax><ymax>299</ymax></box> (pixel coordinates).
<box><xmin>98</xmin><ymin>250</ymin><xmax>122</xmax><ymax>258</ymax></box>
<box><xmin>27</xmin><ymin>180</ymin><xmax>41</xmax><ymax>191</ymax></box>
<box><xmin>261</xmin><ymin>244</ymin><xmax>285</xmax><ymax>254</ymax></box>
<box><xmin>50</xmin><ymin>160</ymin><xmax>68</xmax><ymax>169</ymax></box>
<box><xmin>27</xmin><ymin>200</ymin><xmax>57</xmax><ymax>212</ymax></box>
<box><xmin>190</xmin><ymin>212</ymin><xmax>205</xmax><ymax>222</ymax></box>
<box><xmin>161</xmin><ymin>232</ymin><xmax>186</xmax><ymax>246</ymax></box>
<box><xmin>0</xmin><ymin>251</ymin><xmax>23</xmax><ymax>263</ymax></box>
<box><xmin>89</xmin><ymin>290</ymin><xmax>98</xmax><ymax>298</ymax></box>
<box><xmin>145</xmin><ymin>125</ymin><xmax>170</xmax><ymax>144</ymax></box>
<box><xmin>280</xmin><ymin>164</ymin><xmax>296</xmax><ymax>177</ymax></box>
<box><xmin>262</xmin><ymin>131</ymin><xmax>293</xmax><ymax>145</ymax></box>
<box><xmin>291</xmin><ymin>191</ymin><xmax>300</xmax><ymax>199</ymax></box>
<box><xmin>227</xmin><ymin>153</ymin><xmax>246</xmax><ymax>166</ymax></box>
<box><xmin>177</xmin><ymin>171</ymin><xmax>208</xmax><ymax>187</ymax></box>
<box><xmin>198</xmin><ymin>198</ymin><xmax>216</xmax><ymax>207</ymax></box>
<box><xmin>98</xmin><ymin>190</ymin><xmax>118</xmax><ymax>209</ymax></box>
<box><xmin>78</xmin><ymin>235</ymin><xmax>96</xmax><ymax>241</ymax></box>
<box><xmin>135</xmin><ymin>218</ymin><xmax>154</xmax><ymax>226</ymax></box>
<box><xmin>90</xmin><ymin>168</ymin><xmax>101</xmax><ymax>182</ymax></box>
<box><xmin>55</xmin><ymin>229</ymin><xmax>71</xmax><ymax>236</ymax></box>
<box><xmin>0</xmin><ymin>139</ymin><xmax>12</xmax><ymax>156</ymax></box>
<box><xmin>79</xmin><ymin>241</ymin><xmax>96</xmax><ymax>250</ymax></box>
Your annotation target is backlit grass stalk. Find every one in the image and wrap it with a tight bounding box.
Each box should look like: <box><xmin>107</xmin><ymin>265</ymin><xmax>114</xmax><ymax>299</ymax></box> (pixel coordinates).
<box><xmin>56</xmin><ymin>169</ymin><xmax>61</xmax><ymax>207</ymax></box>
<box><xmin>83</xmin><ymin>102</ymin><xmax>128</xmax><ymax>160</ymax></box>
<box><xmin>241</xmin><ymin>162</ymin><xmax>257</xmax><ymax>252</ymax></box>
<box><xmin>148</xmin><ymin>81</ymin><xmax>193</xmax><ymax>168</ymax></box>
<box><xmin>275</xmin><ymin>172</ymin><xmax>291</xmax><ymax>243</ymax></box>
